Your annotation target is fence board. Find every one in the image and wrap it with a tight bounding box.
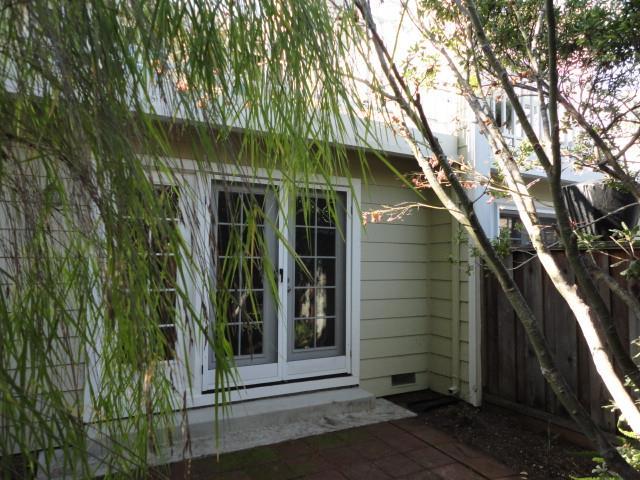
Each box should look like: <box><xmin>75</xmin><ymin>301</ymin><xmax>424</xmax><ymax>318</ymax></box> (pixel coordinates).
<box><xmin>482</xmin><ymin>250</ymin><xmax>635</xmax><ymax>432</ymax></box>
<box><xmin>523</xmin><ymin>257</ymin><xmax>547</xmax><ymax>410</ymax></box>
<box><xmin>554</xmin><ymin>253</ymin><xmax>578</xmax><ymax>418</ymax></box>
<box><xmin>497</xmin><ymin>255</ymin><xmax>517</xmax><ymax>402</ymax></box>
<box><xmin>513</xmin><ymin>259</ymin><xmax>528</xmax><ymax>404</ymax></box>
<box><xmin>542</xmin><ymin>254</ymin><xmax>560</xmax><ymax>415</ymax></box>
<box><xmin>483</xmin><ymin>267</ymin><xmax>500</xmax><ymax>397</ymax></box>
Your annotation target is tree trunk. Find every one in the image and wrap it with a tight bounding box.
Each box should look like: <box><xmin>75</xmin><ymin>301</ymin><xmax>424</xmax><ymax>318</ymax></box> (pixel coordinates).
<box><xmin>354</xmin><ymin>2</ymin><xmax>638</xmax><ymax>475</ymax></box>
<box><xmin>431</xmin><ymin>28</ymin><xmax>640</xmax><ymax>406</ymax></box>
<box><xmin>459</xmin><ymin>0</ymin><xmax>640</xmax><ymax>432</ymax></box>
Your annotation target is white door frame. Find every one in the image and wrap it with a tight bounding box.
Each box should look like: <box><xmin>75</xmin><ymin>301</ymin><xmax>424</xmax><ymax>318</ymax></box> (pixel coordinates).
<box><xmin>195</xmin><ymin>163</ymin><xmax>361</xmax><ymax>402</ymax></box>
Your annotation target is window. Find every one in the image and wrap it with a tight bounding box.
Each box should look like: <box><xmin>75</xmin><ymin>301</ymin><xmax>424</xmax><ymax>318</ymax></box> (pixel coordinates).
<box><xmin>493</xmin><ymin>94</ymin><xmax>545</xmax><ymax>142</ymax></box>
<box><xmin>493</xmin><ymin>96</ymin><xmax>516</xmax><ymax>138</ymax></box>
<box><xmin>499</xmin><ymin>211</ymin><xmax>558</xmax><ymax>248</ymax></box>
<box><xmin>499</xmin><ymin>212</ymin><xmax>526</xmax><ymax>245</ymax></box>
<box><xmin>121</xmin><ymin>185</ymin><xmax>180</xmax><ymax>361</ymax></box>
<box><xmin>149</xmin><ymin>186</ymin><xmax>180</xmax><ymax>360</ymax></box>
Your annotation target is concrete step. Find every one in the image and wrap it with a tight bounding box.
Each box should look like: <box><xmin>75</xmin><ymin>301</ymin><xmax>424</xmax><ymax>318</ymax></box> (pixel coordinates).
<box><xmin>184</xmin><ymin>387</ymin><xmax>376</xmax><ymax>439</ymax></box>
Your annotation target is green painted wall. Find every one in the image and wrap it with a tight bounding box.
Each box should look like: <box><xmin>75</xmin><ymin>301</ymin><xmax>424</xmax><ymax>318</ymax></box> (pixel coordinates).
<box><xmin>358</xmin><ymin>155</ymin><xmax>472</xmax><ymax>401</ymax></box>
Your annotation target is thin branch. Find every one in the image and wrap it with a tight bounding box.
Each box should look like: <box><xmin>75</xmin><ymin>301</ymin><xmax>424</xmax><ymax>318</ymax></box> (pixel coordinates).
<box><xmin>557</xmin><ymin>91</ymin><xmax>640</xmax><ymax>201</ymax></box>
<box><xmin>346</xmin><ymin>74</ymin><xmax>400</xmax><ymax>102</ymax></box>
<box><xmin>586</xmin><ymin>262</ymin><xmax>640</xmax><ymax>324</ymax></box>
<box><xmin>615</xmin><ymin>128</ymin><xmax>640</xmax><ymax>162</ymax></box>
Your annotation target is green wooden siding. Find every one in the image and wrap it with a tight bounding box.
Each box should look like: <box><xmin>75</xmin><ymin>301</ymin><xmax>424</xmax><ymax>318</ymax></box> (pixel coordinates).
<box><xmin>359</xmin><ymin>160</ymin><xmax>432</xmax><ymax>396</ymax></box>
<box><xmin>359</xmin><ymin>158</ymin><xmax>471</xmax><ymax>400</ymax></box>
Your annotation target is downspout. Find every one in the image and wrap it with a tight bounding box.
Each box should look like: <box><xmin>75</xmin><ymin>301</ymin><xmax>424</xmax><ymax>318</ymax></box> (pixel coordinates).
<box><xmin>449</xmin><ymin>214</ymin><xmax>461</xmax><ymax>396</ymax></box>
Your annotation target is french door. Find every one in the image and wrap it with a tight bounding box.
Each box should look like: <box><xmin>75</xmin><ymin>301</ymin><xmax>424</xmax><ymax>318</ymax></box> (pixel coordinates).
<box><xmin>202</xmin><ymin>180</ymin><xmax>350</xmax><ymax>392</ymax></box>
<box><xmin>285</xmin><ymin>193</ymin><xmax>347</xmax><ymax>378</ymax></box>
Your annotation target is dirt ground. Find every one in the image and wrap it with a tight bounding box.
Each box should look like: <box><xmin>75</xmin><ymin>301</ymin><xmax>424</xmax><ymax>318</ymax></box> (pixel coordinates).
<box><xmin>412</xmin><ymin>400</ymin><xmax>598</xmax><ymax>479</ymax></box>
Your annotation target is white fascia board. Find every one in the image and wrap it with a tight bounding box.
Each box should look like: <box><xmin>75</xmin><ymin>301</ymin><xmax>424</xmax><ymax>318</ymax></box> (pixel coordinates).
<box><xmin>143</xmin><ymin>83</ymin><xmax>459</xmax><ymax>159</ymax></box>
<box><xmin>495</xmin><ymin>198</ymin><xmax>556</xmax><ymax>216</ymax></box>
<box><xmin>519</xmin><ymin>166</ymin><xmax>604</xmax><ymax>184</ymax></box>
<box><xmin>488</xmin><ymin>165</ymin><xmax>604</xmax><ymax>185</ymax></box>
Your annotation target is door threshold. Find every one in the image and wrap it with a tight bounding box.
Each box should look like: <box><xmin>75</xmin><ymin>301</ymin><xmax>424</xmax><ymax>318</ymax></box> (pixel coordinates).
<box><xmin>192</xmin><ymin>373</ymin><xmax>358</xmax><ymax>407</ymax></box>
<box><xmin>201</xmin><ymin>372</ymin><xmax>351</xmax><ymax>394</ymax></box>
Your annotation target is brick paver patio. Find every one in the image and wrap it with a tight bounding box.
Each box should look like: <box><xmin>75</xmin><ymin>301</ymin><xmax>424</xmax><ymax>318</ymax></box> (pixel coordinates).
<box><xmin>161</xmin><ymin>417</ymin><xmax>520</xmax><ymax>479</ymax></box>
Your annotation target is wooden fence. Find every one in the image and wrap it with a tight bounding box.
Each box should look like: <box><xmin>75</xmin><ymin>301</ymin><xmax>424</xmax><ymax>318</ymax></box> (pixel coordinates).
<box><xmin>482</xmin><ymin>250</ymin><xmax>639</xmax><ymax>431</ymax></box>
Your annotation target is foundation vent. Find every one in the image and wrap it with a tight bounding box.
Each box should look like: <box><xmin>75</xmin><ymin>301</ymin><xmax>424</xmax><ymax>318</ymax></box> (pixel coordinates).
<box><xmin>391</xmin><ymin>372</ymin><xmax>416</xmax><ymax>386</ymax></box>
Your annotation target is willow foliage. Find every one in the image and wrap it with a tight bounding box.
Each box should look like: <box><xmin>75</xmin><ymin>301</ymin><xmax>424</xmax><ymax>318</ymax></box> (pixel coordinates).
<box><xmin>0</xmin><ymin>1</ymin><xmax>365</xmax><ymax>477</ymax></box>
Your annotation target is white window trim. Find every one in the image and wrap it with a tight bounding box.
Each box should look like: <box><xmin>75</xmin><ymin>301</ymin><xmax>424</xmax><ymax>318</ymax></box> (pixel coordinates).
<box><xmin>83</xmin><ymin>168</ymin><xmax>192</xmax><ymax>422</ymax></box>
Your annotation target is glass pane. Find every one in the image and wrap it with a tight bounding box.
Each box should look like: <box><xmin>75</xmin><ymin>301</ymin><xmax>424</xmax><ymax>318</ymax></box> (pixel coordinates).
<box><xmin>241</xmin><ymin>323</ymin><xmax>263</xmax><ymax>355</ymax></box>
<box><xmin>226</xmin><ymin>324</ymin><xmax>240</xmax><ymax>356</ymax></box>
<box><xmin>211</xmin><ymin>184</ymin><xmax>280</xmax><ymax>365</ymax></box>
<box><xmin>295</xmin><ymin>258</ymin><xmax>315</xmax><ymax>286</ymax></box>
<box><xmin>164</xmin><ymin>255</ymin><xmax>178</xmax><ymax>289</ymax></box>
<box><xmin>216</xmin><ymin>224</ymin><xmax>231</xmax><ymax>255</ymax></box>
<box><xmin>316</xmin><ymin>318</ymin><xmax>335</xmax><ymax>347</ymax></box>
<box><xmin>521</xmin><ymin>104</ymin><xmax>530</xmax><ymax>137</ymax></box>
<box><xmin>316</xmin><ymin>259</ymin><xmax>335</xmax><ymax>287</ymax></box>
<box><xmin>295</xmin><ymin>227</ymin><xmax>315</xmax><ymax>256</ymax></box>
<box><xmin>218</xmin><ymin>192</ymin><xmax>244</xmax><ymax>224</ymax></box>
<box><xmin>249</xmin><ymin>194</ymin><xmax>266</xmax><ymax>225</ymax></box>
<box><xmin>295</xmin><ymin>287</ymin><xmax>314</xmax><ymax>318</ymax></box>
<box><xmin>150</xmin><ymin>219</ymin><xmax>177</xmax><ymax>252</ymax></box>
<box><xmin>125</xmin><ymin>219</ymin><xmax>149</xmax><ymax>250</ymax></box>
<box><xmin>227</xmin><ymin>293</ymin><xmax>242</xmax><ymax>323</ymax></box>
<box><xmin>315</xmin><ymin>288</ymin><xmax>335</xmax><ymax>318</ymax></box>
<box><xmin>218</xmin><ymin>260</ymin><xmax>240</xmax><ymax>290</ymax></box>
<box><xmin>160</xmin><ymin>326</ymin><xmax>177</xmax><ymax>360</ymax></box>
<box><xmin>150</xmin><ymin>254</ymin><xmax>177</xmax><ymax>290</ymax></box>
<box><xmin>243</xmin><ymin>290</ymin><xmax>263</xmax><ymax>322</ymax></box>
<box><xmin>243</xmin><ymin>225</ymin><xmax>264</xmax><ymax>257</ymax></box>
<box><xmin>316</xmin><ymin>228</ymin><xmax>335</xmax><ymax>256</ymax></box>
<box><xmin>156</xmin><ymin>290</ymin><xmax>176</xmax><ymax>325</ymax></box>
<box><xmin>289</xmin><ymin>190</ymin><xmax>345</xmax><ymax>356</ymax></box>
<box><xmin>511</xmin><ymin>225</ymin><xmax>522</xmax><ymax>243</ymax></box>
<box><xmin>155</xmin><ymin>186</ymin><xmax>179</xmax><ymax>218</ymax></box>
<box><xmin>505</xmin><ymin>101</ymin><xmax>513</xmax><ymax>134</ymax></box>
<box><xmin>542</xmin><ymin>228</ymin><xmax>558</xmax><ymax>245</ymax></box>
<box><xmin>294</xmin><ymin>319</ymin><xmax>315</xmax><ymax>349</ymax></box>
<box><xmin>247</xmin><ymin>258</ymin><xmax>264</xmax><ymax>290</ymax></box>
<box><xmin>316</xmin><ymin>198</ymin><xmax>335</xmax><ymax>227</ymax></box>
<box><xmin>296</xmin><ymin>197</ymin><xmax>315</xmax><ymax>226</ymax></box>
